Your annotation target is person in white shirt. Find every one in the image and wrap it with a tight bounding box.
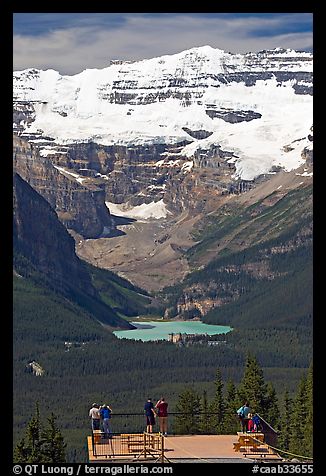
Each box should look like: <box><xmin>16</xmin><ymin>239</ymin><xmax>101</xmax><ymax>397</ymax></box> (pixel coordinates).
<box><xmin>89</xmin><ymin>403</ymin><xmax>101</xmax><ymax>431</ymax></box>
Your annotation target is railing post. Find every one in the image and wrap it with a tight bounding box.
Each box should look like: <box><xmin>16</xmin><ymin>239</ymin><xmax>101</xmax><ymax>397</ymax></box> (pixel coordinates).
<box><xmin>161</xmin><ymin>432</ymin><xmax>164</xmax><ymax>463</ymax></box>
<box><xmin>92</xmin><ymin>431</ymin><xmax>96</xmax><ymax>457</ymax></box>
<box><xmin>143</xmin><ymin>432</ymin><xmax>147</xmax><ymax>459</ymax></box>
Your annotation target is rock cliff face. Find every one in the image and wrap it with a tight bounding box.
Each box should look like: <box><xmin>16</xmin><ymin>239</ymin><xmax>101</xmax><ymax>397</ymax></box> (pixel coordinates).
<box><xmin>13</xmin><ymin>135</ymin><xmax>113</xmax><ymax>238</ymax></box>
<box><xmin>164</xmin><ymin>144</ymin><xmax>255</xmax><ymax>213</ymax></box>
<box><xmin>13</xmin><ymin>172</ymin><xmax>96</xmax><ymax>296</ymax></box>
<box><xmin>13</xmin><ymin>132</ymin><xmax>258</xmax><ymax>222</ymax></box>
<box><xmin>13</xmin><ymin>172</ymin><xmax>133</xmax><ymax>329</ymax></box>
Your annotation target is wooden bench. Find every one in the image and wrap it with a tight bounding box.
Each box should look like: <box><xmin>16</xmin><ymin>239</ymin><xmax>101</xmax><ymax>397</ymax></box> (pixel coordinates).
<box><xmin>243</xmin><ymin>449</ymin><xmax>283</xmax><ymax>461</ymax></box>
<box><xmin>234</xmin><ymin>442</ymin><xmax>264</xmax><ymax>452</ymax></box>
<box><xmin>233</xmin><ymin>433</ymin><xmax>282</xmax><ymax>461</ymax></box>
<box><xmin>90</xmin><ymin>433</ymin><xmax>166</xmax><ymax>462</ymax></box>
<box><xmin>234</xmin><ymin>432</ymin><xmax>265</xmax><ymax>452</ymax></box>
<box><xmin>237</xmin><ymin>432</ymin><xmax>264</xmax><ymax>441</ymax></box>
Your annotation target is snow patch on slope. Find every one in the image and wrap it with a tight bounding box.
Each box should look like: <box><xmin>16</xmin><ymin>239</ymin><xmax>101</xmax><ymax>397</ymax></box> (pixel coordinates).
<box><xmin>53</xmin><ymin>165</ymin><xmax>86</xmax><ymax>184</ymax></box>
<box><xmin>105</xmin><ymin>200</ymin><xmax>171</xmax><ymax>220</ymax></box>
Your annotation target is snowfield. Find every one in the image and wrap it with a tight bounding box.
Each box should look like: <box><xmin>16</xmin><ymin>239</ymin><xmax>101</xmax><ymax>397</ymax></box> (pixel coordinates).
<box><xmin>13</xmin><ymin>45</ymin><xmax>313</xmax><ymax>181</ymax></box>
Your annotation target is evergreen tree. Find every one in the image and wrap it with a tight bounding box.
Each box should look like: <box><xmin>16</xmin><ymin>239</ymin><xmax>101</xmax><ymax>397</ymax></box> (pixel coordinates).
<box><xmin>199</xmin><ymin>390</ymin><xmax>210</xmax><ymax>434</ymax></box>
<box><xmin>278</xmin><ymin>389</ymin><xmax>293</xmax><ymax>452</ymax></box>
<box><xmin>223</xmin><ymin>379</ymin><xmax>239</xmax><ymax>434</ymax></box>
<box><xmin>281</xmin><ymin>366</ymin><xmax>313</xmax><ymax>459</ymax></box>
<box><xmin>41</xmin><ymin>413</ymin><xmax>66</xmax><ymax>463</ymax></box>
<box><xmin>174</xmin><ymin>387</ymin><xmax>201</xmax><ymax>434</ymax></box>
<box><xmin>13</xmin><ymin>404</ymin><xmax>66</xmax><ymax>463</ymax></box>
<box><xmin>237</xmin><ymin>353</ymin><xmax>267</xmax><ymax>415</ymax></box>
<box><xmin>24</xmin><ymin>403</ymin><xmax>45</xmax><ymax>463</ymax></box>
<box><xmin>289</xmin><ymin>375</ymin><xmax>308</xmax><ymax>456</ymax></box>
<box><xmin>304</xmin><ymin>364</ymin><xmax>313</xmax><ymax>457</ymax></box>
<box><xmin>209</xmin><ymin>369</ymin><xmax>225</xmax><ymax>434</ymax></box>
<box><xmin>264</xmin><ymin>382</ymin><xmax>280</xmax><ymax>429</ymax></box>
<box><xmin>13</xmin><ymin>438</ymin><xmax>28</xmax><ymax>463</ymax></box>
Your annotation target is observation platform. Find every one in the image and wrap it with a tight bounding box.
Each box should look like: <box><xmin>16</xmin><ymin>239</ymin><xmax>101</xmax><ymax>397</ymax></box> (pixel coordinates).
<box><xmin>87</xmin><ymin>432</ymin><xmax>282</xmax><ymax>463</ymax></box>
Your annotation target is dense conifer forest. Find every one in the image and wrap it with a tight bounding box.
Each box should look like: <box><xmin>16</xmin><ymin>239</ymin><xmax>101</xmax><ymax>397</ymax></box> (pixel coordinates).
<box><xmin>13</xmin><ymin>268</ymin><xmax>312</xmax><ymax>462</ymax></box>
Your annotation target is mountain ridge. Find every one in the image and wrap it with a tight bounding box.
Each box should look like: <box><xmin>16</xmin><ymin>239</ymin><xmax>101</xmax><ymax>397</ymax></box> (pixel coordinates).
<box><xmin>14</xmin><ymin>45</ymin><xmax>313</xmax><ymax>181</ymax></box>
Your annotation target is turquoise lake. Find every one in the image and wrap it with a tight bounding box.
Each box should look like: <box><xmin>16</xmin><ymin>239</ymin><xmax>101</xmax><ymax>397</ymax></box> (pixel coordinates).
<box><xmin>113</xmin><ymin>320</ymin><xmax>232</xmax><ymax>342</ymax></box>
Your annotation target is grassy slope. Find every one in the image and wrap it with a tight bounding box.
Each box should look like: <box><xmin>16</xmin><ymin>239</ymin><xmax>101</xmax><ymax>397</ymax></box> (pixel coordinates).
<box><xmin>187</xmin><ymin>185</ymin><xmax>312</xmax><ymax>266</ymax></box>
<box><xmin>87</xmin><ymin>263</ymin><xmax>151</xmax><ymax>317</ymax></box>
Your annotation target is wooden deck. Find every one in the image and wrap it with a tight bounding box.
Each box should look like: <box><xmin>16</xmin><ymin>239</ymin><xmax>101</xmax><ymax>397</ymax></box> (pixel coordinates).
<box><xmin>163</xmin><ymin>435</ymin><xmax>248</xmax><ymax>461</ymax></box>
<box><xmin>88</xmin><ymin>434</ymin><xmax>267</xmax><ymax>462</ymax></box>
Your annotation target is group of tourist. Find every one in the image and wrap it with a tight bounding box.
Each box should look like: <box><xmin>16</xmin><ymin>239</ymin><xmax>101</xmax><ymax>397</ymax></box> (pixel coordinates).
<box><xmin>89</xmin><ymin>397</ymin><xmax>169</xmax><ymax>437</ymax></box>
<box><xmin>90</xmin><ymin>398</ymin><xmax>259</xmax><ymax>437</ymax></box>
<box><xmin>237</xmin><ymin>401</ymin><xmax>261</xmax><ymax>433</ymax></box>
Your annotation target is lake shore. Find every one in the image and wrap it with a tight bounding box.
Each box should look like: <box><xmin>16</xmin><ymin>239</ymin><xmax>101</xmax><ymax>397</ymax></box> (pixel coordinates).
<box><xmin>113</xmin><ymin>320</ymin><xmax>232</xmax><ymax>342</ymax></box>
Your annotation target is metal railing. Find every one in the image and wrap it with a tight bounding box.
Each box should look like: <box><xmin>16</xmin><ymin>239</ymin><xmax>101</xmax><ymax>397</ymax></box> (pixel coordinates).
<box><xmin>89</xmin><ymin>411</ymin><xmax>234</xmax><ymax>435</ymax></box>
<box><xmin>91</xmin><ymin>431</ymin><xmax>167</xmax><ymax>462</ymax></box>
<box><xmin>89</xmin><ymin>412</ymin><xmax>276</xmax><ymax>437</ymax></box>
<box><xmin>256</xmin><ymin>413</ymin><xmax>279</xmax><ymax>447</ymax></box>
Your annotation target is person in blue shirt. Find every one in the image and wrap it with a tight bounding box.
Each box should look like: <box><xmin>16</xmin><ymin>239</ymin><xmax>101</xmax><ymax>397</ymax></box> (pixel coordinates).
<box><xmin>144</xmin><ymin>398</ymin><xmax>156</xmax><ymax>433</ymax></box>
<box><xmin>237</xmin><ymin>401</ymin><xmax>251</xmax><ymax>432</ymax></box>
<box><xmin>251</xmin><ymin>413</ymin><xmax>261</xmax><ymax>432</ymax></box>
<box><xmin>100</xmin><ymin>404</ymin><xmax>113</xmax><ymax>438</ymax></box>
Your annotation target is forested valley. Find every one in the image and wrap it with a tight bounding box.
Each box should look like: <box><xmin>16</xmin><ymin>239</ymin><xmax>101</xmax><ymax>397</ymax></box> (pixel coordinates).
<box><xmin>13</xmin><ymin>176</ymin><xmax>313</xmax><ymax>462</ymax></box>
<box><xmin>13</xmin><ymin>268</ymin><xmax>312</xmax><ymax>461</ymax></box>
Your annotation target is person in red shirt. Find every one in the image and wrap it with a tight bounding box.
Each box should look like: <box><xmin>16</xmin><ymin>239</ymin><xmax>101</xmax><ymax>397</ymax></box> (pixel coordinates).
<box><xmin>247</xmin><ymin>413</ymin><xmax>254</xmax><ymax>432</ymax></box>
<box><xmin>155</xmin><ymin>397</ymin><xmax>168</xmax><ymax>436</ymax></box>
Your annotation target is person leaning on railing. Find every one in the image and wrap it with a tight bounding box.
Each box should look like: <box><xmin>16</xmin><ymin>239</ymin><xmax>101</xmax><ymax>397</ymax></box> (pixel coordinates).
<box><xmin>89</xmin><ymin>403</ymin><xmax>101</xmax><ymax>431</ymax></box>
<box><xmin>155</xmin><ymin>397</ymin><xmax>168</xmax><ymax>436</ymax></box>
<box><xmin>100</xmin><ymin>403</ymin><xmax>113</xmax><ymax>438</ymax></box>
<box><xmin>236</xmin><ymin>401</ymin><xmax>251</xmax><ymax>432</ymax></box>
<box><xmin>144</xmin><ymin>398</ymin><xmax>156</xmax><ymax>433</ymax></box>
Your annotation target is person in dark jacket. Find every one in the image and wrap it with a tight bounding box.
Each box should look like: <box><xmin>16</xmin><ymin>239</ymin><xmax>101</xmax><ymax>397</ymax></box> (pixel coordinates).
<box><xmin>155</xmin><ymin>397</ymin><xmax>168</xmax><ymax>436</ymax></box>
<box><xmin>144</xmin><ymin>398</ymin><xmax>156</xmax><ymax>433</ymax></box>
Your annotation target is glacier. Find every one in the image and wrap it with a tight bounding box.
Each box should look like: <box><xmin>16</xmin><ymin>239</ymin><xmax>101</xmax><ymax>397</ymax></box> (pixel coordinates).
<box><xmin>13</xmin><ymin>45</ymin><xmax>313</xmax><ymax>180</ymax></box>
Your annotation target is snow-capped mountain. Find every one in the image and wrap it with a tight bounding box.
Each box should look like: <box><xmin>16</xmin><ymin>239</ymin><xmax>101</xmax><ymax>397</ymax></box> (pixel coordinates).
<box><xmin>13</xmin><ymin>45</ymin><xmax>313</xmax><ymax>180</ymax></box>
